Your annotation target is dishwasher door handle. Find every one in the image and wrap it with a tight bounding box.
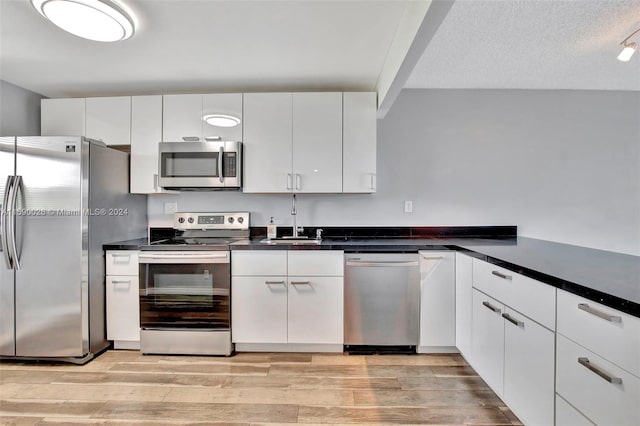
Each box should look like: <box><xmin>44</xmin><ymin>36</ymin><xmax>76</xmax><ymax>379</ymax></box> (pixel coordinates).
<box><xmin>346</xmin><ymin>260</ymin><xmax>419</xmax><ymax>267</ymax></box>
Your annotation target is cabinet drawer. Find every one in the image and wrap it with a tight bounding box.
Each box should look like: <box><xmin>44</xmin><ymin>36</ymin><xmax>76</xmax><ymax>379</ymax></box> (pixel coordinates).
<box><xmin>556</xmin><ymin>395</ymin><xmax>595</xmax><ymax>426</ymax></box>
<box><xmin>106</xmin><ymin>275</ymin><xmax>140</xmax><ymax>342</ymax></box>
<box><xmin>556</xmin><ymin>334</ymin><xmax>640</xmax><ymax>426</ymax></box>
<box><xmin>472</xmin><ymin>259</ymin><xmax>555</xmax><ymax>330</ymax></box>
<box><xmin>557</xmin><ymin>289</ymin><xmax>640</xmax><ymax>377</ymax></box>
<box><xmin>106</xmin><ymin>251</ymin><xmax>139</xmax><ymax>276</ymax></box>
<box><xmin>288</xmin><ymin>251</ymin><xmax>344</xmax><ymax>276</ymax></box>
<box><xmin>231</xmin><ymin>251</ymin><xmax>287</xmax><ymax>276</ymax></box>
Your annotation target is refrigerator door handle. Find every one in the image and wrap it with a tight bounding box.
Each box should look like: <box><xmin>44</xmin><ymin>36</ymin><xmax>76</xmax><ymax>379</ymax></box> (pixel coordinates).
<box><xmin>9</xmin><ymin>175</ymin><xmax>22</xmax><ymax>270</ymax></box>
<box><xmin>1</xmin><ymin>175</ymin><xmax>14</xmax><ymax>269</ymax></box>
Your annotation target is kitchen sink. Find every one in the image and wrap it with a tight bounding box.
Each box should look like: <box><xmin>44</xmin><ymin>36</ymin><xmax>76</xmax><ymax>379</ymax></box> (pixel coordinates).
<box><xmin>260</xmin><ymin>238</ymin><xmax>321</xmax><ymax>245</ymax></box>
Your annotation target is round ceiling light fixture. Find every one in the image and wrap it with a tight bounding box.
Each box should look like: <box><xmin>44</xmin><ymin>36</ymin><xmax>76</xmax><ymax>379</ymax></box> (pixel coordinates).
<box><xmin>202</xmin><ymin>114</ymin><xmax>241</xmax><ymax>128</ymax></box>
<box><xmin>31</xmin><ymin>0</ymin><xmax>135</xmax><ymax>42</ymax></box>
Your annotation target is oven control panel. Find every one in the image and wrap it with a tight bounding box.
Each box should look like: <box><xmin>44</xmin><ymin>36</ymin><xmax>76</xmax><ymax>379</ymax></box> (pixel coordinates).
<box><xmin>174</xmin><ymin>212</ymin><xmax>250</xmax><ymax>230</ymax></box>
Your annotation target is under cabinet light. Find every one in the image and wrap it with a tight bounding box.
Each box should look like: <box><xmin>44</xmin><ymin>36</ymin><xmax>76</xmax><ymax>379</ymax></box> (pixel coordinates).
<box><xmin>618</xmin><ymin>27</ymin><xmax>640</xmax><ymax>62</ymax></box>
<box><xmin>202</xmin><ymin>114</ymin><xmax>241</xmax><ymax>128</ymax></box>
<box><xmin>31</xmin><ymin>0</ymin><xmax>135</xmax><ymax>42</ymax></box>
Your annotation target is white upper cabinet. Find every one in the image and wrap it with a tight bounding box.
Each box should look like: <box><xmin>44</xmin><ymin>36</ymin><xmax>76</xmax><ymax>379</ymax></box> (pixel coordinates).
<box><xmin>162</xmin><ymin>94</ymin><xmax>202</xmax><ymax>142</ymax></box>
<box><xmin>243</xmin><ymin>92</ymin><xmax>343</xmax><ymax>193</ymax></box>
<box><xmin>41</xmin><ymin>98</ymin><xmax>86</xmax><ymax>136</ymax></box>
<box><xmin>243</xmin><ymin>93</ymin><xmax>293</xmax><ymax>193</ymax></box>
<box><xmin>202</xmin><ymin>93</ymin><xmax>242</xmax><ymax>141</ymax></box>
<box><xmin>85</xmin><ymin>96</ymin><xmax>132</xmax><ymax>145</ymax></box>
<box><xmin>130</xmin><ymin>95</ymin><xmax>170</xmax><ymax>194</ymax></box>
<box><xmin>343</xmin><ymin>92</ymin><xmax>377</xmax><ymax>193</ymax></box>
<box><xmin>162</xmin><ymin>93</ymin><xmax>243</xmax><ymax>142</ymax></box>
<box><xmin>292</xmin><ymin>92</ymin><xmax>343</xmax><ymax>193</ymax></box>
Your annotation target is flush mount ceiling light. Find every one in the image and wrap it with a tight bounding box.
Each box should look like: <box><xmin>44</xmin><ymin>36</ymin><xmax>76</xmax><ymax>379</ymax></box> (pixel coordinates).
<box><xmin>31</xmin><ymin>0</ymin><xmax>135</xmax><ymax>42</ymax></box>
<box><xmin>618</xmin><ymin>27</ymin><xmax>640</xmax><ymax>62</ymax></box>
<box><xmin>202</xmin><ymin>114</ymin><xmax>241</xmax><ymax>128</ymax></box>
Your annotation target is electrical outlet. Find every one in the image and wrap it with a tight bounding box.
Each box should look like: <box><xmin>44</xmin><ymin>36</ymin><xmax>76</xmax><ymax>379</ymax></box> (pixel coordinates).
<box><xmin>404</xmin><ymin>200</ymin><xmax>413</xmax><ymax>213</ymax></box>
<box><xmin>164</xmin><ymin>202</ymin><xmax>178</xmax><ymax>215</ymax></box>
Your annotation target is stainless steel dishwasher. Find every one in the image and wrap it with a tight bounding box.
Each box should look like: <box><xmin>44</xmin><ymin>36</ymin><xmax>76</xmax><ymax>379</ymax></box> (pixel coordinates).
<box><xmin>344</xmin><ymin>253</ymin><xmax>420</xmax><ymax>351</ymax></box>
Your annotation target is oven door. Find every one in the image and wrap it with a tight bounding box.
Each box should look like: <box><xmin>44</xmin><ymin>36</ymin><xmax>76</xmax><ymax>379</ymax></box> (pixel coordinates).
<box><xmin>158</xmin><ymin>141</ymin><xmax>241</xmax><ymax>189</ymax></box>
<box><xmin>139</xmin><ymin>251</ymin><xmax>230</xmax><ymax>330</ymax></box>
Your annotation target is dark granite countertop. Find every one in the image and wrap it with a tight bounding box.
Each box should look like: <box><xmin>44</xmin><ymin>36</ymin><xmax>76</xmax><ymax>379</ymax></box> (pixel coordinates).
<box><xmin>103</xmin><ymin>234</ymin><xmax>639</xmax><ymax>317</ymax></box>
<box><xmin>456</xmin><ymin>237</ymin><xmax>640</xmax><ymax>318</ymax></box>
<box><xmin>103</xmin><ymin>238</ymin><xmax>148</xmax><ymax>250</ymax></box>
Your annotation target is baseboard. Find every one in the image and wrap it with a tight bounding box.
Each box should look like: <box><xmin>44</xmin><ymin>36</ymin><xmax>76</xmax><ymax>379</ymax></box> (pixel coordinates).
<box><xmin>234</xmin><ymin>343</ymin><xmax>343</xmax><ymax>353</ymax></box>
<box><xmin>417</xmin><ymin>345</ymin><xmax>459</xmax><ymax>354</ymax></box>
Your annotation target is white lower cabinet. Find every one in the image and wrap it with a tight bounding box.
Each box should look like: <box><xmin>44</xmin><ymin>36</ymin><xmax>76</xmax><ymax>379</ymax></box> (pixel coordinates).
<box><xmin>502</xmin><ymin>307</ymin><xmax>555</xmax><ymax>426</ymax></box>
<box><xmin>556</xmin><ymin>333</ymin><xmax>640</xmax><ymax>426</ymax></box>
<box><xmin>232</xmin><ymin>250</ymin><xmax>344</xmax><ymax>351</ymax></box>
<box><xmin>455</xmin><ymin>252</ymin><xmax>473</xmax><ymax>358</ymax></box>
<box><xmin>105</xmin><ymin>251</ymin><xmax>140</xmax><ymax>349</ymax></box>
<box><xmin>470</xmin><ymin>260</ymin><xmax>556</xmax><ymax>426</ymax></box>
<box><xmin>418</xmin><ymin>251</ymin><xmax>455</xmax><ymax>352</ymax></box>
<box><xmin>231</xmin><ymin>276</ymin><xmax>288</xmax><ymax>344</ymax></box>
<box><xmin>471</xmin><ymin>289</ymin><xmax>505</xmax><ymax>396</ymax></box>
<box><xmin>287</xmin><ymin>276</ymin><xmax>343</xmax><ymax>344</ymax></box>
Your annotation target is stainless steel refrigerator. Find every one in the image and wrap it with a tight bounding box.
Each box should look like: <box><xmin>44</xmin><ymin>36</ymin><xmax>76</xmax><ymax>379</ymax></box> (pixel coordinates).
<box><xmin>0</xmin><ymin>136</ymin><xmax>146</xmax><ymax>363</ymax></box>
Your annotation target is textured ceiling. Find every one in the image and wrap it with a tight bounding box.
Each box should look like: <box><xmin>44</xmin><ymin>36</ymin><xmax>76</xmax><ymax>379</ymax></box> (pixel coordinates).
<box><xmin>405</xmin><ymin>0</ymin><xmax>640</xmax><ymax>91</ymax></box>
<box><xmin>0</xmin><ymin>0</ymin><xmax>410</xmax><ymax>98</ymax></box>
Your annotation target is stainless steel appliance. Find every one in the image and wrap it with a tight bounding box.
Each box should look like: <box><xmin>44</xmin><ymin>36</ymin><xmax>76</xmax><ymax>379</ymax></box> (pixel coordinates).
<box><xmin>139</xmin><ymin>211</ymin><xmax>249</xmax><ymax>356</ymax></box>
<box><xmin>158</xmin><ymin>141</ymin><xmax>242</xmax><ymax>190</ymax></box>
<box><xmin>344</xmin><ymin>253</ymin><xmax>420</xmax><ymax>351</ymax></box>
<box><xmin>0</xmin><ymin>136</ymin><xmax>147</xmax><ymax>364</ymax></box>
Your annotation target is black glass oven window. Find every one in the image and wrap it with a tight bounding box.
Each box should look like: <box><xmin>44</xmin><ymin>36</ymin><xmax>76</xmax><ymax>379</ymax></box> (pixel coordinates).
<box><xmin>161</xmin><ymin>152</ymin><xmax>219</xmax><ymax>177</ymax></box>
<box><xmin>139</xmin><ymin>263</ymin><xmax>230</xmax><ymax>329</ymax></box>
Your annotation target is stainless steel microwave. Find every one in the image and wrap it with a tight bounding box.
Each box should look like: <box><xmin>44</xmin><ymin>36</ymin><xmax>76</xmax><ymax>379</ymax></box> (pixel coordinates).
<box><xmin>158</xmin><ymin>141</ymin><xmax>242</xmax><ymax>190</ymax></box>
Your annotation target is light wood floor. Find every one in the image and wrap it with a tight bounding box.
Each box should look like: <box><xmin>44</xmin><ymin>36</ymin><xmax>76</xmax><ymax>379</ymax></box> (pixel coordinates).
<box><xmin>0</xmin><ymin>350</ymin><xmax>521</xmax><ymax>425</ymax></box>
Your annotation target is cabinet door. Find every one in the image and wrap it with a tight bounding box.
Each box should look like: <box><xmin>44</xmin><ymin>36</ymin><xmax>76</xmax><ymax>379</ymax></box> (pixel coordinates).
<box><xmin>556</xmin><ymin>395</ymin><xmax>595</xmax><ymax>426</ymax></box>
<box><xmin>41</xmin><ymin>98</ymin><xmax>85</xmax><ymax>136</ymax></box>
<box><xmin>455</xmin><ymin>252</ymin><xmax>473</xmax><ymax>358</ymax></box>
<box><xmin>106</xmin><ymin>275</ymin><xmax>139</xmax><ymax>342</ymax></box>
<box><xmin>292</xmin><ymin>92</ymin><xmax>342</xmax><ymax>193</ymax></box>
<box><xmin>471</xmin><ymin>289</ymin><xmax>504</xmax><ymax>396</ymax></box>
<box><xmin>343</xmin><ymin>92</ymin><xmax>377</xmax><ymax>193</ymax></box>
<box><xmin>243</xmin><ymin>93</ymin><xmax>293</xmax><ymax>193</ymax></box>
<box><xmin>202</xmin><ymin>94</ymin><xmax>242</xmax><ymax>141</ymax></box>
<box><xmin>162</xmin><ymin>94</ymin><xmax>202</xmax><ymax>142</ymax></box>
<box><xmin>231</xmin><ymin>276</ymin><xmax>288</xmax><ymax>343</ymax></box>
<box><xmin>85</xmin><ymin>96</ymin><xmax>131</xmax><ymax>145</ymax></box>
<box><xmin>130</xmin><ymin>95</ymin><xmax>168</xmax><ymax>194</ymax></box>
<box><xmin>503</xmin><ymin>307</ymin><xmax>555</xmax><ymax>426</ymax></box>
<box><xmin>418</xmin><ymin>251</ymin><xmax>455</xmax><ymax>349</ymax></box>
<box><xmin>287</xmin><ymin>276</ymin><xmax>343</xmax><ymax>344</ymax></box>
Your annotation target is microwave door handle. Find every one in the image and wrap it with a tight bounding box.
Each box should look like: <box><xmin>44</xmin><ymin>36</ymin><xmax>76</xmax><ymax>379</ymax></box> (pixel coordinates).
<box><xmin>218</xmin><ymin>146</ymin><xmax>224</xmax><ymax>183</ymax></box>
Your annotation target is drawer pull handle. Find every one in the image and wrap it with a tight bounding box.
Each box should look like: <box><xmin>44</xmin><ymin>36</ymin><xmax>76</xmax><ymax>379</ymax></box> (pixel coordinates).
<box><xmin>482</xmin><ymin>301</ymin><xmax>501</xmax><ymax>313</ymax></box>
<box><xmin>501</xmin><ymin>313</ymin><xmax>524</xmax><ymax>327</ymax></box>
<box><xmin>491</xmin><ymin>270</ymin><xmax>512</xmax><ymax>280</ymax></box>
<box><xmin>421</xmin><ymin>256</ymin><xmax>444</xmax><ymax>260</ymax></box>
<box><xmin>578</xmin><ymin>303</ymin><xmax>622</xmax><ymax>323</ymax></box>
<box><xmin>264</xmin><ymin>280</ymin><xmax>285</xmax><ymax>285</ymax></box>
<box><xmin>111</xmin><ymin>280</ymin><xmax>131</xmax><ymax>285</ymax></box>
<box><xmin>290</xmin><ymin>280</ymin><xmax>311</xmax><ymax>285</ymax></box>
<box><xmin>577</xmin><ymin>357</ymin><xmax>622</xmax><ymax>384</ymax></box>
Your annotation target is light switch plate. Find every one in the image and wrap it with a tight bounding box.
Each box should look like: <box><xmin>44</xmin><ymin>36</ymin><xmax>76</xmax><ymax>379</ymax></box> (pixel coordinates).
<box><xmin>404</xmin><ymin>200</ymin><xmax>413</xmax><ymax>213</ymax></box>
<box><xmin>164</xmin><ymin>202</ymin><xmax>178</xmax><ymax>215</ymax></box>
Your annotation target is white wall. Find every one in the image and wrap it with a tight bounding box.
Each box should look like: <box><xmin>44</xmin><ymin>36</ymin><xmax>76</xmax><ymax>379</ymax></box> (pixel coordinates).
<box><xmin>0</xmin><ymin>80</ymin><xmax>44</xmax><ymax>136</ymax></box>
<box><xmin>148</xmin><ymin>89</ymin><xmax>640</xmax><ymax>255</ymax></box>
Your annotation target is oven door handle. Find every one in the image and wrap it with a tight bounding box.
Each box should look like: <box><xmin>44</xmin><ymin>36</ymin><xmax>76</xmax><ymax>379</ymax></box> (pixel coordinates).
<box><xmin>139</xmin><ymin>252</ymin><xmax>229</xmax><ymax>264</ymax></box>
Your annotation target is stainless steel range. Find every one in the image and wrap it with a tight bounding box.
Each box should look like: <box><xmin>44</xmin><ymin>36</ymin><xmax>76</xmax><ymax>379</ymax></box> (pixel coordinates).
<box><xmin>139</xmin><ymin>212</ymin><xmax>249</xmax><ymax>356</ymax></box>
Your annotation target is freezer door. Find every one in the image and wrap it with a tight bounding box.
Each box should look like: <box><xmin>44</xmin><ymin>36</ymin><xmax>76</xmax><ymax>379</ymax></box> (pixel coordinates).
<box><xmin>14</xmin><ymin>137</ymin><xmax>87</xmax><ymax>357</ymax></box>
<box><xmin>0</xmin><ymin>137</ymin><xmax>15</xmax><ymax>356</ymax></box>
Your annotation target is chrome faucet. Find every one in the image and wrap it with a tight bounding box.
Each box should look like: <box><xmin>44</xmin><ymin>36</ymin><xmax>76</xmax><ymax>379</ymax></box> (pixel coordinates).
<box><xmin>291</xmin><ymin>194</ymin><xmax>302</xmax><ymax>238</ymax></box>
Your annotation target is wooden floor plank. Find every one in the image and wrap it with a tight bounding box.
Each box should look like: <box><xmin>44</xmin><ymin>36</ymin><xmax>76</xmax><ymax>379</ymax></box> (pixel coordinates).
<box><xmin>0</xmin><ymin>350</ymin><xmax>520</xmax><ymax>425</ymax></box>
